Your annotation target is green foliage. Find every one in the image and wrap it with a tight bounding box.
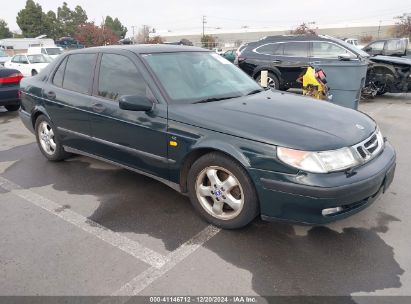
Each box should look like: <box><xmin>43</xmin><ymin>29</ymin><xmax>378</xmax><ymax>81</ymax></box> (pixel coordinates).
<box><xmin>16</xmin><ymin>0</ymin><xmax>46</xmax><ymax>37</ymax></box>
<box><xmin>104</xmin><ymin>16</ymin><xmax>127</xmax><ymax>39</ymax></box>
<box><xmin>0</xmin><ymin>19</ymin><xmax>13</xmax><ymax>39</ymax></box>
<box><xmin>16</xmin><ymin>0</ymin><xmax>88</xmax><ymax>39</ymax></box>
<box><xmin>57</xmin><ymin>2</ymin><xmax>88</xmax><ymax>37</ymax></box>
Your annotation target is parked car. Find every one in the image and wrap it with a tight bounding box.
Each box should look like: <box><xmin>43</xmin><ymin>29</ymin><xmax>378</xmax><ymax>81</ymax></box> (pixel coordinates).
<box><xmin>0</xmin><ymin>66</ymin><xmax>23</xmax><ymax>111</ymax></box>
<box><xmin>212</xmin><ymin>47</ymin><xmax>224</xmax><ymax>55</ymax></box>
<box><xmin>363</xmin><ymin>38</ymin><xmax>410</xmax><ymax>57</ymax></box>
<box><xmin>0</xmin><ymin>49</ymin><xmax>10</xmax><ymax>66</ymax></box>
<box><xmin>362</xmin><ymin>38</ymin><xmax>411</xmax><ymax>96</ymax></box>
<box><xmin>5</xmin><ymin>53</ymin><xmax>52</xmax><ymax>77</ymax></box>
<box><xmin>19</xmin><ymin>45</ymin><xmax>396</xmax><ymax>228</ymax></box>
<box><xmin>235</xmin><ymin>35</ymin><xmax>369</xmax><ymax>90</ymax></box>
<box><xmin>343</xmin><ymin>38</ymin><xmax>364</xmax><ymax>49</ymax></box>
<box><xmin>27</xmin><ymin>46</ymin><xmax>63</xmax><ymax>59</ymax></box>
<box><xmin>221</xmin><ymin>49</ymin><xmax>236</xmax><ymax>62</ymax></box>
<box><xmin>55</xmin><ymin>37</ymin><xmax>84</xmax><ymax>49</ymax></box>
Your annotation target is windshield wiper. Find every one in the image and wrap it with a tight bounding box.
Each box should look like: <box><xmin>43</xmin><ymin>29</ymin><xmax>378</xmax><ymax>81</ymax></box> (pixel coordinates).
<box><xmin>193</xmin><ymin>95</ymin><xmax>241</xmax><ymax>104</ymax></box>
<box><xmin>246</xmin><ymin>89</ymin><xmax>264</xmax><ymax>95</ymax></box>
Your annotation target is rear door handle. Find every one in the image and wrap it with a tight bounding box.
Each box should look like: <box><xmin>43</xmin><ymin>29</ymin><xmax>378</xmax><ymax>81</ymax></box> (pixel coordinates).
<box><xmin>272</xmin><ymin>60</ymin><xmax>282</xmax><ymax>64</ymax></box>
<box><xmin>46</xmin><ymin>91</ymin><xmax>56</xmax><ymax>99</ymax></box>
<box><xmin>92</xmin><ymin>103</ymin><xmax>105</xmax><ymax>113</ymax></box>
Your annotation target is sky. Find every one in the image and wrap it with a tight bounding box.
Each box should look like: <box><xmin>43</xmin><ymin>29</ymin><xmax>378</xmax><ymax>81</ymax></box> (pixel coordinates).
<box><xmin>2</xmin><ymin>0</ymin><xmax>411</xmax><ymax>36</ymax></box>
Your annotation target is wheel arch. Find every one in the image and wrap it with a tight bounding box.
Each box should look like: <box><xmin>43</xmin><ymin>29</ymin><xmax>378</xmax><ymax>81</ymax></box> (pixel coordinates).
<box><xmin>179</xmin><ymin>142</ymin><xmax>251</xmax><ymax>193</ymax></box>
<box><xmin>252</xmin><ymin>66</ymin><xmax>282</xmax><ymax>80</ymax></box>
<box><xmin>31</xmin><ymin>106</ymin><xmax>52</xmax><ymax>128</ymax></box>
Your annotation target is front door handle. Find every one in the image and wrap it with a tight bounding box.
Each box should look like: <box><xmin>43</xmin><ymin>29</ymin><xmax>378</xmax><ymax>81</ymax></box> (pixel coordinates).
<box><xmin>92</xmin><ymin>103</ymin><xmax>105</xmax><ymax>113</ymax></box>
<box><xmin>46</xmin><ymin>91</ymin><xmax>56</xmax><ymax>99</ymax></box>
<box><xmin>272</xmin><ymin>60</ymin><xmax>282</xmax><ymax>64</ymax></box>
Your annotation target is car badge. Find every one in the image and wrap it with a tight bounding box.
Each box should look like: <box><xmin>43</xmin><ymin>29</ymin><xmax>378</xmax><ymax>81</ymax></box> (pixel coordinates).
<box><xmin>356</xmin><ymin>124</ymin><xmax>365</xmax><ymax>130</ymax></box>
<box><xmin>214</xmin><ymin>190</ymin><xmax>223</xmax><ymax>197</ymax></box>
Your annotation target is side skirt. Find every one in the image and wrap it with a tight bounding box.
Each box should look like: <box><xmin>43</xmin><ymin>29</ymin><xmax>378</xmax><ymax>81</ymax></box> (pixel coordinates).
<box><xmin>63</xmin><ymin>145</ymin><xmax>183</xmax><ymax>194</ymax></box>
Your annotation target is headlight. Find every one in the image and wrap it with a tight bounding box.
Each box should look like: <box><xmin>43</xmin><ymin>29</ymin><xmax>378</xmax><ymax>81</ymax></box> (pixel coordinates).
<box><xmin>277</xmin><ymin>146</ymin><xmax>360</xmax><ymax>173</ymax></box>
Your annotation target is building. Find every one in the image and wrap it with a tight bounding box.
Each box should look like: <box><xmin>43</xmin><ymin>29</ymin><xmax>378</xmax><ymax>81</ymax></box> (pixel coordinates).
<box><xmin>155</xmin><ymin>25</ymin><xmax>394</xmax><ymax>49</ymax></box>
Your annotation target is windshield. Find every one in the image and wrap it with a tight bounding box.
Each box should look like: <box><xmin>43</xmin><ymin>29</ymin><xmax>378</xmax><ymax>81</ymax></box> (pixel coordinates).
<box><xmin>143</xmin><ymin>52</ymin><xmax>262</xmax><ymax>103</ymax></box>
<box><xmin>27</xmin><ymin>54</ymin><xmax>52</xmax><ymax>63</ymax></box>
<box><xmin>46</xmin><ymin>48</ymin><xmax>62</xmax><ymax>55</ymax></box>
<box><xmin>0</xmin><ymin>50</ymin><xmax>7</xmax><ymax>57</ymax></box>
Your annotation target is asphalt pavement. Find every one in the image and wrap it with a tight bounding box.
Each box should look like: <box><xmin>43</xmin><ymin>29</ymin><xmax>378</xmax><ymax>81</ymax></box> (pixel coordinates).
<box><xmin>0</xmin><ymin>93</ymin><xmax>410</xmax><ymax>302</ymax></box>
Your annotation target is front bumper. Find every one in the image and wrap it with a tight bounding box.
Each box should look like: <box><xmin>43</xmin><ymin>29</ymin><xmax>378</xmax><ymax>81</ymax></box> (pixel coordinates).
<box><xmin>250</xmin><ymin>142</ymin><xmax>396</xmax><ymax>225</ymax></box>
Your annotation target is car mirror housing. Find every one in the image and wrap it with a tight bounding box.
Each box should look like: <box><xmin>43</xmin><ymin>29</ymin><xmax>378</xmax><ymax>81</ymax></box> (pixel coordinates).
<box><xmin>119</xmin><ymin>95</ymin><xmax>154</xmax><ymax>112</ymax></box>
<box><xmin>338</xmin><ymin>54</ymin><xmax>352</xmax><ymax>61</ymax></box>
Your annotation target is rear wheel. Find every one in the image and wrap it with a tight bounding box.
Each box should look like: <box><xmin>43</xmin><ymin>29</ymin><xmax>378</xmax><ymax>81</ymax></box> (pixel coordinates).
<box><xmin>5</xmin><ymin>104</ymin><xmax>20</xmax><ymax>112</ymax></box>
<box><xmin>255</xmin><ymin>71</ymin><xmax>280</xmax><ymax>90</ymax></box>
<box><xmin>187</xmin><ymin>152</ymin><xmax>259</xmax><ymax>229</ymax></box>
<box><xmin>35</xmin><ymin>115</ymin><xmax>70</xmax><ymax>161</ymax></box>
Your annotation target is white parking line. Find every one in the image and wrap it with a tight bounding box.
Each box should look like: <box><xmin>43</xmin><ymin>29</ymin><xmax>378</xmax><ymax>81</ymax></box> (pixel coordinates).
<box><xmin>0</xmin><ymin>175</ymin><xmax>167</xmax><ymax>268</ymax></box>
<box><xmin>111</xmin><ymin>225</ymin><xmax>221</xmax><ymax>296</ymax></box>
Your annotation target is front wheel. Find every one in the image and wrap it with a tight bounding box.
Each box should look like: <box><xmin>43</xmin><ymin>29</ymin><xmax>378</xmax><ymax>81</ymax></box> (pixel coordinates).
<box><xmin>35</xmin><ymin>115</ymin><xmax>70</xmax><ymax>161</ymax></box>
<box><xmin>187</xmin><ymin>152</ymin><xmax>259</xmax><ymax>229</ymax></box>
<box><xmin>255</xmin><ymin>71</ymin><xmax>280</xmax><ymax>90</ymax></box>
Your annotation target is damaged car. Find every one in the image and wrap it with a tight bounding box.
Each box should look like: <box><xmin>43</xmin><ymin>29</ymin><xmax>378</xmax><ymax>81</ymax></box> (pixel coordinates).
<box><xmin>363</xmin><ymin>38</ymin><xmax>411</xmax><ymax>96</ymax></box>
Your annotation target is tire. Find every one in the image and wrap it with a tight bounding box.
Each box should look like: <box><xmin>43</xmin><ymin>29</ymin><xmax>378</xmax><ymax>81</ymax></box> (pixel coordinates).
<box><xmin>187</xmin><ymin>152</ymin><xmax>259</xmax><ymax>229</ymax></box>
<box><xmin>255</xmin><ymin>71</ymin><xmax>280</xmax><ymax>90</ymax></box>
<box><xmin>5</xmin><ymin>104</ymin><xmax>20</xmax><ymax>112</ymax></box>
<box><xmin>31</xmin><ymin>70</ymin><xmax>38</xmax><ymax>76</ymax></box>
<box><xmin>34</xmin><ymin>115</ymin><xmax>70</xmax><ymax>161</ymax></box>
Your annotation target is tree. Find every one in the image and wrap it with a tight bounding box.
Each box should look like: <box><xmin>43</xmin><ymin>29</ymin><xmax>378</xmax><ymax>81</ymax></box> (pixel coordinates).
<box><xmin>57</xmin><ymin>2</ymin><xmax>88</xmax><ymax>37</ymax></box>
<box><xmin>289</xmin><ymin>23</ymin><xmax>317</xmax><ymax>35</ymax></box>
<box><xmin>135</xmin><ymin>25</ymin><xmax>162</xmax><ymax>44</ymax></box>
<box><xmin>43</xmin><ymin>10</ymin><xmax>62</xmax><ymax>39</ymax></box>
<box><xmin>392</xmin><ymin>13</ymin><xmax>411</xmax><ymax>38</ymax></box>
<box><xmin>201</xmin><ymin>35</ymin><xmax>218</xmax><ymax>49</ymax></box>
<box><xmin>148</xmin><ymin>36</ymin><xmax>164</xmax><ymax>44</ymax></box>
<box><xmin>16</xmin><ymin>0</ymin><xmax>46</xmax><ymax>37</ymax></box>
<box><xmin>0</xmin><ymin>19</ymin><xmax>12</xmax><ymax>39</ymax></box>
<box><xmin>104</xmin><ymin>16</ymin><xmax>127</xmax><ymax>39</ymax></box>
<box><xmin>136</xmin><ymin>25</ymin><xmax>151</xmax><ymax>43</ymax></box>
<box><xmin>74</xmin><ymin>22</ymin><xmax>119</xmax><ymax>47</ymax></box>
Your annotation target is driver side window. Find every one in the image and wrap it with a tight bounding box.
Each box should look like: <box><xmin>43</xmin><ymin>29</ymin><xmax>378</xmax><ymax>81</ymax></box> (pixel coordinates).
<box><xmin>368</xmin><ymin>41</ymin><xmax>384</xmax><ymax>52</ymax></box>
<box><xmin>312</xmin><ymin>42</ymin><xmax>354</xmax><ymax>59</ymax></box>
<box><xmin>97</xmin><ymin>53</ymin><xmax>149</xmax><ymax>101</ymax></box>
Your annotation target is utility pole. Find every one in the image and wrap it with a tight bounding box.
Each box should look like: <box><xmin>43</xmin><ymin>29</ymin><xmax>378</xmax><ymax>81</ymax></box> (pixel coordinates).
<box><xmin>377</xmin><ymin>20</ymin><xmax>382</xmax><ymax>39</ymax></box>
<box><xmin>202</xmin><ymin>15</ymin><xmax>207</xmax><ymax>38</ymax></box>
<box><xmin>131</xmin><ymin>26</ymin><xmax>136</xmax><ymax>43</ymax></box>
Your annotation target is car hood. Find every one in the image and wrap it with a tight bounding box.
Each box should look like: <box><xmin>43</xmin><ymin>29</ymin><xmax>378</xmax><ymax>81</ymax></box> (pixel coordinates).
<box><xmin>168</xmin><ymin>91</ymin><xmax>376</xmax><ymax>151</ymax></box>
<box><xmin>371</xmin><ymin>55</ymin><xmax>411</xmax><ymax>66</ymax></box>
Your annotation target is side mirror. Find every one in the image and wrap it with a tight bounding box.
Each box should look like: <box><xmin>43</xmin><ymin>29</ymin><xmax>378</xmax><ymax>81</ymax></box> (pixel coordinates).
<box><xmin>119</xmin><ymin>95</ymin><xmax>153</xmax><ymax>112</ymax></box>
<box><xmin>338</xmin><ymin>54</ymin><xmax>352</xmax><ymax>61</ymax></box>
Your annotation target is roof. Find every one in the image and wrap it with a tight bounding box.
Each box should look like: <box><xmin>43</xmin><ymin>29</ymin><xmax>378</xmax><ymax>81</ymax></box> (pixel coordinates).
<box><xmin>69</xmin><ymin>44</ymin><xmax>207</xmax><ymax>55</ymax></box>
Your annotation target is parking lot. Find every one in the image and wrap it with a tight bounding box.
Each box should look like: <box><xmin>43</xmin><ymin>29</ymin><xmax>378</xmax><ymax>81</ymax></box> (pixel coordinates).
<box><xmin>0</xmin><ymin>93</ymin><xmax>411</xmax><ymax>301</ymax></box>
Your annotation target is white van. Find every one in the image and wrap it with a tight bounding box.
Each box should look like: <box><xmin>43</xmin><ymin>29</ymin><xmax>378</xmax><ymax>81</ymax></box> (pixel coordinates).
<box><xmin>27</xmin><ymin>46</ymin><xmax>63</xmax><ymax>59</ymax></box>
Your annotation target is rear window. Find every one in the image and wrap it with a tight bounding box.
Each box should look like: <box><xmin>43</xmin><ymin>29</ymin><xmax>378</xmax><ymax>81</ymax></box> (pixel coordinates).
<box><xmin>283</xmin><ymin>42</ymin><xmax>309</xmax><ymax>57</ymax></box>
<box><xmin>62</xmin><ymin>54</ymin><xmax>96</xmax><ymax>94</ymax></box>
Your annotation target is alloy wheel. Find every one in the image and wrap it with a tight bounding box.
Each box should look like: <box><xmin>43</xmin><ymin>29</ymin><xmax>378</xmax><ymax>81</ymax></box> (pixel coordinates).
<box><xmin>38</xmin><ymin>121</ymin><xmax>57</xmax><ymax>155</ymax></box>
<box><xmin>195</xmin><ymin>166</ymin><xmax>244</xmax><ymax>220</ymax></box>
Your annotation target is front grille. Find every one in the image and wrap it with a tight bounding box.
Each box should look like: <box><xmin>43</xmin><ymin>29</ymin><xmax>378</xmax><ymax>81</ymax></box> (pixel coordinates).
<box><xmin>352</xmin><ymin>130</ymin><xmax>384</xmax><ymax>163</ymax></box>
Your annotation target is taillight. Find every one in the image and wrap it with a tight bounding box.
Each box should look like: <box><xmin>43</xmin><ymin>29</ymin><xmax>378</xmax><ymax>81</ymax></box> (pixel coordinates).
<box><xmin>0</xmin><ymin>73</ymin><xmax>24</xmax><ymax>84</ymax></box>
<box><xmin>237</xmin><ymin>56</ymin><xmax>246</xmax><ymax>63</ymax></box>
